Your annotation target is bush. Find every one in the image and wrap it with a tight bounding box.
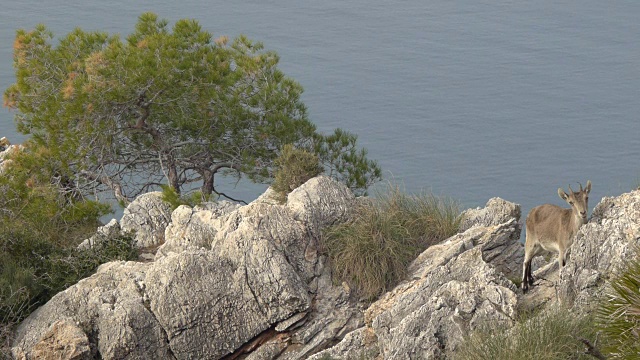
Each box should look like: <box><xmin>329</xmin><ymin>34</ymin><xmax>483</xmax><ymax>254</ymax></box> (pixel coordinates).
<box><xmin>453</xmin><ymin>307</ymin><xmax>601</xmax><ymax>360</ymax></box>
<box><xmin>323</xmin><ymin>184</ymin><xmax>460</xmax><ymax>300</ymax></box>
<box><xmin>160</xmin><ymin>184</ymin><xmax>215</xmax><ymax>210</ymax></box>
<box><xmin>271</xmin><ymin>144</ymin><xmax>324</xmax><ymax>203</ymax></box>
<box><xmin>597</xmin><ymin>249</ymin><xmax>640</xmax><ymax>359</ymax></box>
<box><xmin>0</xmin><ymin>144</ymin><xmax>138</xmax><ymax>355</ymax></box>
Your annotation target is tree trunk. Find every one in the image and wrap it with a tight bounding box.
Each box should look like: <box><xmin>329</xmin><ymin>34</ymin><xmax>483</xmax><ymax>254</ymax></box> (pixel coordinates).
<box><xmin>201</xmin><ymin>169</ymin><xmax>214</xmax><ymax>197</ymax></box>
<box><xmin>168</xmin><ymin>163</ymin><xmax>180</xmax><ymax>194</ymax></box>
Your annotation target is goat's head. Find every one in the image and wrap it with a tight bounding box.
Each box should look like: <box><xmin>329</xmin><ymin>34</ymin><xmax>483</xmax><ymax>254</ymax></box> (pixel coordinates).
<box><xmin>558</xmin><ymin>180</ymin><xmax>592</xmax><ymax>224</ymax></box>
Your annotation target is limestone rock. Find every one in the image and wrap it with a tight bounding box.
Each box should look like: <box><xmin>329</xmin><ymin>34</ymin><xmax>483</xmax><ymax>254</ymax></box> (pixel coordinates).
<box><xmin>29</xmin><ymin>320</ymin><xmax>91</xmax><ymax>360</ymax></box>
<box><xmin>13</xmin><ymin>176</ymin><xmax>359</xmax><ymax>359</ymax></box>
<box><xmin>308</xmin><ymin>328</ymin><xmax>380</xmax><ymax>360</ymax></box>
<box><xmin>156</xmin><ymin>201</ymin><xmax>241</xmax><ymax>259</ymax></box>
<box><xmin>317</xmin><ymin>199</ymin><xmax>523</xmax><ymax>360</ymax></box>
<box><xmin>120</xmin><ymin>192</ymin><xmax>172</xmax><ymax>248</ymax></box>
<box><xmin>78</xmin><ymin>219</ymin><xmax>121</xmax><ymax>250</ymax></box>
<box><xmin>12</xmin><ymin>261</ymin><xmax>174</xmax><ymax>360</ymax></box>
<box><xmin>558</xmin><ymin>190</ymin><xmax>640</xmax><ymax>310</ymax></box>
<box><xmin>460</xmin><ymin>197</ymin><xmax>521</xmax><ymax>235</ymax></box>
<box><xmin>0</xmin><ymin>142</ymin><xmax>22</xmax><ymax>174</ymax></box>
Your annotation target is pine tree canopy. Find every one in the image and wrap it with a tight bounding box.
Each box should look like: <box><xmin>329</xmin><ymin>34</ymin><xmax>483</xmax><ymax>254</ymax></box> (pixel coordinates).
<box><xmin>4</xmin><ymin>12</ymin><xmax>381</xmax><ymax>203</ymax></box>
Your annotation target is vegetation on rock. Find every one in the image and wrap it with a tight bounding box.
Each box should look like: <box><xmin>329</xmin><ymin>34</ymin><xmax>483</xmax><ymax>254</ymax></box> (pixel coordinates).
<box><xmin>271</xmin><ymin>144</ymin><xmax>324</xmax><ymax>203</ymax></box>
<box><xmin>597</xmin><ymin>247</ymin><xmax>640</xmax><ymax>359</ymax></box>
<box><xmin>454</xmin><ymin>307</ymin><xmax>601</xmax><ymax>360</ymax></box>
<box><xmin>323</xmin><ymin>183</ymin><xmax>460</xmax><ymax>300</ymax></box>
<box><xmin>0</xmin><ymin>147</ymin><xmax>138</xmax><ymax>357</ymax></box>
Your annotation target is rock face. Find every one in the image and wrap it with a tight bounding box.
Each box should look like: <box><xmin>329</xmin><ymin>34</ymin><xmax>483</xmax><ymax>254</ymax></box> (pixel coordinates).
<box><xmin>28</xmin><ymin>320</ymin><xmax>91</xmax><ymax>360</ymax></box>
<box><xmin>558</xmin><ymin>190</ymin><xmax>640</xmax><ymax>310</ymax></box>
<box><xmin>12</xmin><ymin>176</ymin><xmax>640</xmax><ymax>360</ymax></box>
<box><xmin>13</xmin><ymin>176</ymin><xmax>360</xmax><ymax>359</ymax></box>
<box><xmin>311</xmin><ymin>202</ymin><xmax>523</xmax><ymax>360</ymax></box>
<box><xmin>156</xmin><ymin>200</ymin><xmax>241</xmax><ymax>258</ymax></box>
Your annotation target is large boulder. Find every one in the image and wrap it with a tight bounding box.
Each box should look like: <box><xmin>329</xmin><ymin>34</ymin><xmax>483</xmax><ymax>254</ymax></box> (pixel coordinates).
<box><xmin>12</xmin><ymin>261</ymin><xmax>173</xmax><ymax>359</ymax></box>
<box><xmin>120</xmin><ymin>192</ymin><xmax>173</xmax><ymax>248</ymax></box>
<box><xmin>12</xmin><ymin>176</ymin><xmax>359</xmax><ymax>359</ymax></box>
<box><xmin>460</xmin><ymin>197</ymin><xmax>521</xmax><ymax>234</ymax></box>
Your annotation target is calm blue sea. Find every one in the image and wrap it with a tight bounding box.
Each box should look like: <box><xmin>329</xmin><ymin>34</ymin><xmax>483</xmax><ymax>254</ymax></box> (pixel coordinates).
<box><xmin>2</xmin><ymin>1</ymin><xmax>640</xmax><ymax>222</ymax></box>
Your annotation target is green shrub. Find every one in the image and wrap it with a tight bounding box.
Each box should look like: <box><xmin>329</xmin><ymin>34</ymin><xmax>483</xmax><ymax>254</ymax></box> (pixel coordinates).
<box><xmin>323</xmin><ymin>184</ymin><xmax>460</xmax><ymax>300</ymax></box>
<box><xmin>0</xmin><ymin>144</ymin><xmax>138</xmax><ymax>354</ymax></box>
<box><xmin>597</xmin><ymin>249</ymin><xmax>640</xmax><ymax>359</ymax></box>
<box><xmin>271</xmin><ymin>144</ymin><xmax>324</xmax><ymax>203</ymax></box>
<box><xmin>453</xmin><ymin>307</ymin><xmax>601</xmax><ymax>360</ymax></box>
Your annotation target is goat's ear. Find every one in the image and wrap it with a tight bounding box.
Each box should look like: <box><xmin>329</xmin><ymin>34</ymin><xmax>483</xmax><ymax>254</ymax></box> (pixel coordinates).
<box><xmin>558</xmin><ymin>188</ymin><xmax>569</xmax><ymax>201</ymax></box>
<box><xmin>585</xmin><ymin>180</ymin><xmax>592</xmax><ymax>194</ymax></box>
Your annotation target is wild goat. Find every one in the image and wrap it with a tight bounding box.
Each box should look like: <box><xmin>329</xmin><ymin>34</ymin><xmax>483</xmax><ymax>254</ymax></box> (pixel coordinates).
<box><xmin>521</xmin><ymin>180</ymin><xmax>591</xmax><ymax>292</ymax></box>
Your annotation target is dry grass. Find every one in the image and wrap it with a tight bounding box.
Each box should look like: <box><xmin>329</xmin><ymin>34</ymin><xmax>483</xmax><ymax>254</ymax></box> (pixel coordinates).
<box><xmin>323</xmin><ymin>184</ymin><xmax>460</xmax><ymax>300</ymax></box>
<box><xmin>453</xmin><ymin>306</ymin><xmax>601</xmax><ymax>360</ymax></box>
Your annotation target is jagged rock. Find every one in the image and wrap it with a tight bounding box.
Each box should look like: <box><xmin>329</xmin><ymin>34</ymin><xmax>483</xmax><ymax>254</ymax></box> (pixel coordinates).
<box><xmin>308</xmin><ymin>328</ymin><xmax>380</xmax><ymax>360</ymax></box>
<box><xmin>460</xmin><ymin>197</ymin><xmax>521</xmax><ymax>236</ymax></box>
<box><xmin>317</xmin><ymin>201</ymin><xmax>522</xmax><ymax>360</ymax></box>
<box><xmin>557</xmin><ymin>190</ymin><xmax>640</xmax><ymax>310</ymax></box>
<box><xmin>120</xmin><ymin>192</ymin><xmax>172</xmax><ymax>248</ymax></box>
<box><xmin>12</xmin><ymin>176</ymin><xmax>359</xmax><ymax>359</ymax></box>
<box><xmin>78</xmin><ymin>219</ymin><xmax>121</xmax><ymax>250</ymax></box>
<box><xmin>12</xmin><ymin>261</ymin><xmax>174</xmax><ymax>359</ymax></box>
<box><xmin>29</xmin><ymin>320</ymin><xmax>91</xmax><ymax>360</ymax></box>
<box><xmin>155</xmin><ymin>201</ymin><xmax>241</xmax><ymax>259</ymax></box>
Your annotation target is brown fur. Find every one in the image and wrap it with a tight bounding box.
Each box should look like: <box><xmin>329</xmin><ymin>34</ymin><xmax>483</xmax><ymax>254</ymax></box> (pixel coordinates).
<box><xmin>521</xmin><ymin>180</ymin><xmax>591</xmax><ymax>292</ymax></box>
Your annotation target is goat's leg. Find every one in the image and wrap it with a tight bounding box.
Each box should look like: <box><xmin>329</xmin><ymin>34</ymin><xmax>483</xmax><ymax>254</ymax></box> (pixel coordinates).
<box><xmin>522</xmin><ymin>253</ymin><xmax>533</xmax><ymax>292</ymax></box>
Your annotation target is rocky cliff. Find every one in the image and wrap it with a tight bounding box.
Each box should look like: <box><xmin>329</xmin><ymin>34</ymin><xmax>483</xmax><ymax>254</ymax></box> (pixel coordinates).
<box><xmin>10</xmin><ymin>176</ymin><xmax>640</xmax><ymax>359</ymax></box>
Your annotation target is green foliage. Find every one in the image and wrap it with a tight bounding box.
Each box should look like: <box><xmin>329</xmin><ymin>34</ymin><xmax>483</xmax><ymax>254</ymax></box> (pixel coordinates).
<box><xmin>314</xmin><ymin>128</ymin><xmax>382</xmax><ymax>196</ymax></box>
<box><xmin>160</xmin><ymin>184</ymin><xmax>215</xmax><ymax>210</ymax></box>
<box><xmin>597</xmin><ymin>249</ymin><xmax>640</xmax><ymax>359</ymax></box>
<box><xmin>323</xmin><ymin>184</ymin><xmax>460</xmax><ymax>300</ymax></box>
<box><xmin>453</xmin><ymin>307</ymin><xmax>600</xmax><ymax>360</ymax></box>
<box><xmin>0</xmin><ymin>145</ymin><xmax>138</xmax><ymax>353</ymax></box>
<box><xmin>4</xmin><ymin>13</ymin><xmax>381</xmax><ymax>202</ymax></box>
<box><xmin>271</xmin><ymin>144</ymin><xmax>323</xmax><ymax>203</ymax></box>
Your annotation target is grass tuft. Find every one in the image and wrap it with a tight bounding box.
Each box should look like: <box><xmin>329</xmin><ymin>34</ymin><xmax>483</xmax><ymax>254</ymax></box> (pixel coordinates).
<box><xmin>271</xmin><ymin>144</ymin><xmax>323</xmax><ymax>203</ymax></box>
<box><xmin>453</xmin><ymin>306</ymin><xmax>601</xmax><ymax>360</ymax></box>
<box><xmin>596</xmin><ymin>247</ymin><xmax>640</xmax><ymax>359</ymax></box>
<box><xmin>323</xmin><ymin>183</ymin><xmax>460</xmax><ymax>300</ymax></box>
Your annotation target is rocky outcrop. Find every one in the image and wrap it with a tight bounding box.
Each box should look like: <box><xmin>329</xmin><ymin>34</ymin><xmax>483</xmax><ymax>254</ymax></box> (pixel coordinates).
<box><xmin>460</xmin><ymin>197</ymin><xmax>521</xmax><ymax>234</ymax></box>
<box><xmin>120</xmin><ymin>192</ymin><xmax>173</xmax><ymax>248</ymax></box>
<box><xmin>13</xmin><ymin>176</ymin><xmax>360</xmax><ymax>359</ymax></box>
<box><xmin>13</xmin><ymin>174</ymin><xmax>640</xmax><ymax>359</ymax></box>
<box><xmin>312</xmin><ymin>202</ymin><xmax>523</xmax><ymax>360</ymax></box>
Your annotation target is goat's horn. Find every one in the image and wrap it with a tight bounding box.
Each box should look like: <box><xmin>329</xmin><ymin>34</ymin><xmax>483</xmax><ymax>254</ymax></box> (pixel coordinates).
<box><xmin>568</xmin><ymin>184</ymin><xmax>574</xmax><ymax>194</ymax></box>
<box><xmin>579</xmin><ymin>182</ymin><xmax>583</xmax><ymax>192</ymax></box>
